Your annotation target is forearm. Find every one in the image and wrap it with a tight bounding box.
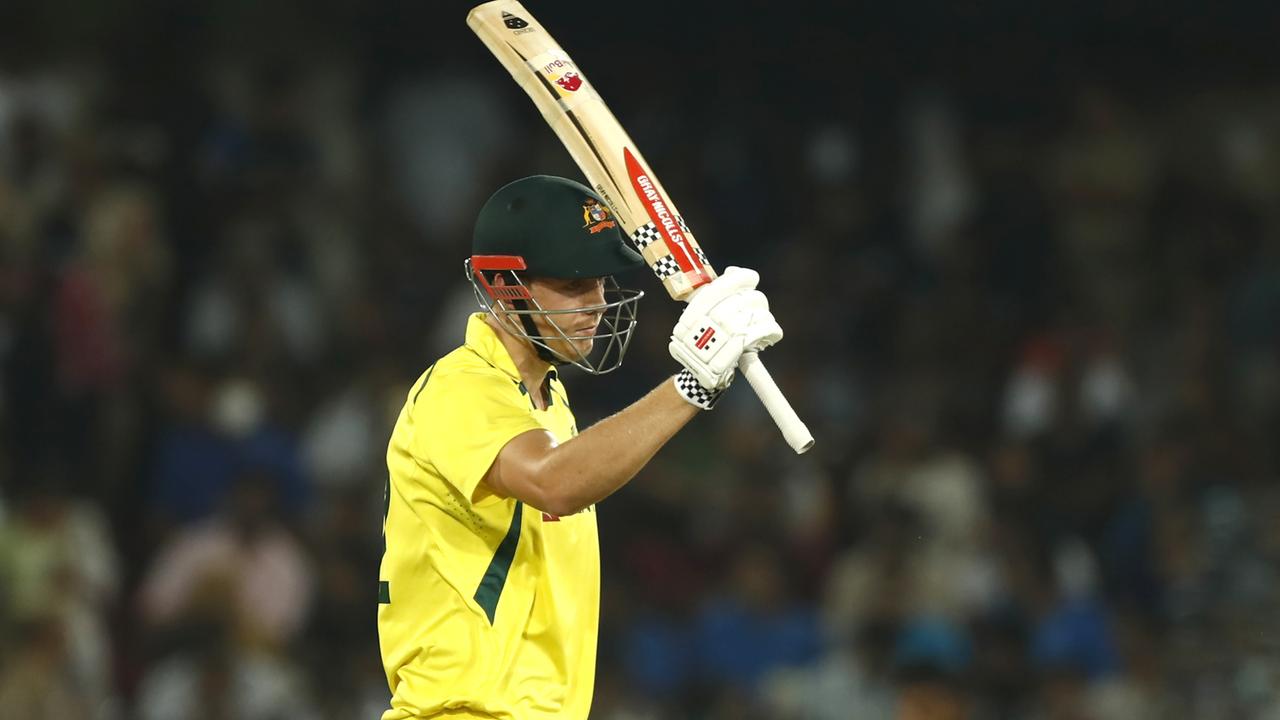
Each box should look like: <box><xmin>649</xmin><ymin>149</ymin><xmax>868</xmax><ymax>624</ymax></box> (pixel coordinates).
<box><xmin>538</xmin><ymin>376</ymin><xmax>698</xmax><ymax>514</ymax></box>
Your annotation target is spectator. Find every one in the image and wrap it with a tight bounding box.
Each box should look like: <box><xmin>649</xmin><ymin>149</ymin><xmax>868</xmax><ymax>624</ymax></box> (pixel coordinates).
<box><xmin>149</xmin><ymin>371</ymin><xmax>310</xmax><ymax>529</ymax></box>
<box><xmin>135</xmin><ymin>619</ymin><xmax>315</xmax><ymax>720</ymax></box>
<box><xmin>694</xmin><ymin>542</ymin><xmax>823</xmax><ymax>692</ymax></box>
<box><xmin>0</xmin><ymin>618</ymin><xmax>92</xmax><ymax>718</ymax></box>
<box><xmin>139</xmin><ymin>470</ymin><xmax>313</xmax><ymax>650</ymax></box>
<box><xmin>0</xmin><ymin>474</ymin><xmax>119</xmax><ymax>710</ymax></box>
<box><xmin>891</xmin><ymin>617</ymin><xmax>973</xmax><ymax>720</ymax></box>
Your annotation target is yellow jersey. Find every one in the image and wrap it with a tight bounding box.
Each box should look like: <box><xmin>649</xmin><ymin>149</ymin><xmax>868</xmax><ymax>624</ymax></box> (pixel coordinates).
<box><xmin>379</xmin><ymin>313</ymin><xmax>599</xmax><ymax>720</ymax></box>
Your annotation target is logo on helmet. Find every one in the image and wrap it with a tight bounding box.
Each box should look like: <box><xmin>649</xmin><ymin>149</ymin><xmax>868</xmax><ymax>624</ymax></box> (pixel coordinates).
<box><xmin>582</xmin><ymin>198</ymin><xmax>617</xmax><ymax>234</ymax></box>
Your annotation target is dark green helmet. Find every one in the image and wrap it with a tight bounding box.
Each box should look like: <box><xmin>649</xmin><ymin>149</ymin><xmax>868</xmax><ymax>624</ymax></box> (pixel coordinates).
<box><xmin>467</xmin><ymin>175</ymin><xmax>645</xmax><ymax>375</ymax></box>
<box><xmin>472</xmin><ymin>175</ymin><xmax>644</xmax><ymax>277</ymax></box>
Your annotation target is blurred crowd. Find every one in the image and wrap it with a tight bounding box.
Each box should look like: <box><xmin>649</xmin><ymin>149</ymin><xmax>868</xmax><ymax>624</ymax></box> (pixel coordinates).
<box><xmin>1</xmin><ymin>3</ymin><xmax>1279</xmax><ymax>719</ymax></box>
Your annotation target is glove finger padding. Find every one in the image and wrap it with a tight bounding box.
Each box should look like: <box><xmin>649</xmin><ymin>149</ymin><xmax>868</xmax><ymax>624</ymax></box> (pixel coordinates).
<box><xmin>701</xmin><ymin>290</ymin><xmax>782</xmax><ymax>354</ymax></box>
<box><xmin>744</xmin><ymin>312</ymin><xmax>783</xmax><ymax>353</ymax></box>
<box><xmin>685</xmin><ymin>266</ymin><xmax>759</xmax><ymax>313</ymax></box>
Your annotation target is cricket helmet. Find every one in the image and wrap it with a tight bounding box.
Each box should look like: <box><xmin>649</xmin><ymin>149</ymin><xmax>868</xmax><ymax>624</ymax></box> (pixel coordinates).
<box><xmin>467</xmin><ymin>175</ymin><xmax>645</xmax><ymax>374</ymax></box>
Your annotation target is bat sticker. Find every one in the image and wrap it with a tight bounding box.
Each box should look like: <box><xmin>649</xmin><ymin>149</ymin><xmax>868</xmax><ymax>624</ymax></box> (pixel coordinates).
<box><xmin>502</xmin><ymin>11</ymin><xmax>532</xmax><ymax>31</ymax></box>
<box><xmin>555</xmin><ymin>71</ymin><xmax>582</xmax><ymax>91</ymax></box>
<box><xmin>623</xmin><ymin>148</ymin><xmax>711</xmax><ymax>283</ymax></box>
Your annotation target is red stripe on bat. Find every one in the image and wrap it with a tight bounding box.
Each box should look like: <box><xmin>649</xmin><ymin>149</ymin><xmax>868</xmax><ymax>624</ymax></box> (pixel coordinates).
<box><xmin>624</xmin><ymin>148</ymin><xmax>712</xmax><ymax>287</ymax></box>
<box><xmin>695</xmin><ymin>327</ymin><xmax>715</xmax><ymax>349</ymax></box>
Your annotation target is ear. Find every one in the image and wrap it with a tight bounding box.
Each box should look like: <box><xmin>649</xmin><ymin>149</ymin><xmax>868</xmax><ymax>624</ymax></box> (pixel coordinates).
<box><xmin>485</xmin><ymin>271</ymin><xmax>533</xmax><ymax>311</ymax></box>
<box><xmin>491</xmin><ymin>273</ymin><xmax>512</xmax><ymax>312</ymax></box>
<box><xmin>492</xmin><ymin>272</ymin><xmax>530</xmax><ymax>289</ymax></box>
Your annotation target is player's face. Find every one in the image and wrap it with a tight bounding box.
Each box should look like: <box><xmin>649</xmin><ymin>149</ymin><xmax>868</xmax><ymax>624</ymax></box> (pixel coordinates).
<box><xmin>525</xmin><ymin>276</ymin><xmax>607</xmax><ymax>359</ymax></box>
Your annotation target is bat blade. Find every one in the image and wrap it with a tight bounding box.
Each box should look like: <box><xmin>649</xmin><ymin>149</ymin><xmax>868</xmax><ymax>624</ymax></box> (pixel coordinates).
<box><xmin>467</xmin><ymin>0</ymin><xmax>814</xmax><ymax>453</ymax></box>
<box><xmin>466</xmin><ymin>0</ymin><xmax>713</xmax><ymax>299</ymax></box>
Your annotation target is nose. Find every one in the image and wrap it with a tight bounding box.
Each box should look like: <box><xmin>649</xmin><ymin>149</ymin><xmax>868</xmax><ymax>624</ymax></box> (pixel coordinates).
<box><xmin>583</xmin><ymin>278</ymin><xmax>606</xmax><ymax>311</ymax></box>
<box><xmin>574</xmin><ymin>283</ymin><xmax>605</xmax><ymax>332</ymax></box>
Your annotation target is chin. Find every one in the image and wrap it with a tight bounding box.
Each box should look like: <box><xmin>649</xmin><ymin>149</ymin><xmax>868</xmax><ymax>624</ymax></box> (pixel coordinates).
<box><xmin>555</xmin><ymin>339</ymin><xmax>593</xmax><ymax>361</ymax></box>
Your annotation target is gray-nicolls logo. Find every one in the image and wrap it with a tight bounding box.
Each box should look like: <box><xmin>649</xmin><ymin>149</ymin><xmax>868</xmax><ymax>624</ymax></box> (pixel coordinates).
<box><xmin>502</xmin><ymin>11</ymin><xmax>529</xmax><ymax>29</ymax></box>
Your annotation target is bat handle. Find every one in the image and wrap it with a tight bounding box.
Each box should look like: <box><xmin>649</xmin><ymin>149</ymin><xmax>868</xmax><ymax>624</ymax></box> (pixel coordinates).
<box><xmin>738</xmin><ymin>351</ymin><xmax>815</xmax><ymax>454</ymax></box>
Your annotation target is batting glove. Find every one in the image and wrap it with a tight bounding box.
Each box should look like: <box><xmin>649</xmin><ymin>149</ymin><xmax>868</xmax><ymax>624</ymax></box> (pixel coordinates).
<box><xmin>669</xmin><ymin>266</ymin><xmax>784</xmax><ymax>409</ymax></box>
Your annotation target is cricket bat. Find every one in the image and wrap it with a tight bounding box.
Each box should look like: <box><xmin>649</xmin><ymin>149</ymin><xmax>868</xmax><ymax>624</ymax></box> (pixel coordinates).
<box><xmin>467</xmin><ymin>0</ymin><xmax>814</xmax><ymax>454</ymax></box>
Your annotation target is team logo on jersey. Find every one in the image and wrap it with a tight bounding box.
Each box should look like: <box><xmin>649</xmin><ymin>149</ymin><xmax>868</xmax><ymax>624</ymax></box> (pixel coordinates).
<box><xmin>582</xmin><ymin>198</ymin><xmax>616</xmax><ymax>234</ymax></box>
<box><xmin>555</xmin><ymin>71</ymin><xmax>583</xmax><ymax>92</ymax></box>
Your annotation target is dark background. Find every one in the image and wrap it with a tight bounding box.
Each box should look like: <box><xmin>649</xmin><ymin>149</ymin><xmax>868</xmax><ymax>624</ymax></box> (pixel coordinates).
<box><xmin>1</xmin><ymin>1</ymin><xmax>1278</xmax><ymax>718</ymax></box>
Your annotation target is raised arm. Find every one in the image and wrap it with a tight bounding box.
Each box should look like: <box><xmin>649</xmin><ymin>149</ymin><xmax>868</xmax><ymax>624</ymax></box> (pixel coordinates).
<box><xmin>484</xmin><ymin>378</ymin><xmax>697</xmax><ymax>516</ymax></box>
<box><xmin>483</xmin><ymin>267</ymin><xmax>782</xmax><ymax>516</ymax></box>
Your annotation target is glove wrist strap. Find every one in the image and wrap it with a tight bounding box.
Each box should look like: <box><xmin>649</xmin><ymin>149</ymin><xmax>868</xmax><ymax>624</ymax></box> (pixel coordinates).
<box><xmin>673</xmin><ymin>369</ymin><xmax>725</xmax><ymax>410</ymax></box>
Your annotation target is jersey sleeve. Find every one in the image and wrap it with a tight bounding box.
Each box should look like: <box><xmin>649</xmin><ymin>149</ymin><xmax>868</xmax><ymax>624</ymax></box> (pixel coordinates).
<box><xmin>408</xmin><ymin>368</ymin><xmax>545</xmax><ymax>503</ymax></box>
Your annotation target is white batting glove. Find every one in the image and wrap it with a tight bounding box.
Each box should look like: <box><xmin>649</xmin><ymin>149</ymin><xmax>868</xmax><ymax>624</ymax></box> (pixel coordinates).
<box><xmin>669</xmin><ymin>266</ymin><xmax>784</xmax><ymax>409</ymax></box>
